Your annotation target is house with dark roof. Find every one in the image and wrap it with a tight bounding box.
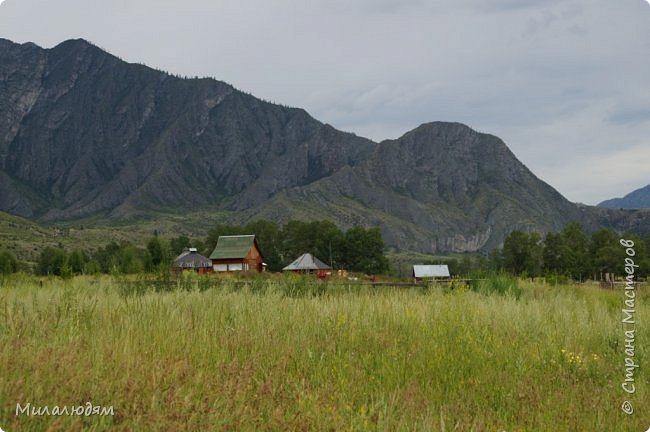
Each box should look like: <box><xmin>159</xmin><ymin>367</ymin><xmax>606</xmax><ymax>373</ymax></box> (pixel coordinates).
<box><xmin>209</xmin><ymin>235</ymin><xmax>265</xmax><ymax>272</ymax></box>
<box><xmin>173</xmin><ymin>248</ymin><xmax>212</xmax><ymax>274</ymax></box>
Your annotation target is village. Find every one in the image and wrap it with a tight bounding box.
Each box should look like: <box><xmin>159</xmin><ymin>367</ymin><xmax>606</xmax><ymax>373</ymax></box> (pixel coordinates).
<box><xmin>172</xmin><ymin>234</ymin><xmax>451</xmax><ymax>284</ymax></box>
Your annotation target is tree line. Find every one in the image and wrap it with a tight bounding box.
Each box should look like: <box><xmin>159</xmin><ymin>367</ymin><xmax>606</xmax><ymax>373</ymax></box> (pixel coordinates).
<box><xmin>490</xmin><ymin>223</ymin><xmax>650</xmax><ymax>280</ymax></box>
<box><xmin>0</xmin><ymin>219</ymin><xmax>388</xmax><ymax>277</ymax></box>
<box><xmin>3</xmin><ymin>220</ymin><xmax>647</xmax><ymax>280</ymax></box>
<box><xmin>203</xmin><ymin>219</ymin><xmax>388</xmax><ymax>274</ymax></box>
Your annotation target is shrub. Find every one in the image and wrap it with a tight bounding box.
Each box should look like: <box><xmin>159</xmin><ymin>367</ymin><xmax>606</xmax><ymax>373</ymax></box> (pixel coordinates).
<box><xmin>0</xmin><ymin>250</ymin><xmax>18</xmax><ymax>275</ymax></box>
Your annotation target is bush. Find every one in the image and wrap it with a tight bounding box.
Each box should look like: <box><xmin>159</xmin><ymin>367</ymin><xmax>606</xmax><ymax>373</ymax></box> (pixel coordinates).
<box><xmin>0</xmin><ymin>250</ymin><xmax>18</xmax><ymax>275</ymax></box>
<box><xmin>37</xmin><ymin>247</ymin><xmax>68</xmax><ymax>276</ymax></box>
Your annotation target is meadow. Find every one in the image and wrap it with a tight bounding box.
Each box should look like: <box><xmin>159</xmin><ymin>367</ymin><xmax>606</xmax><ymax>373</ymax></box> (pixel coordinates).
<box><xmin>0</xmin><ymin>274</ymin><xmax>648</xmax><ymax>431</ymax></box>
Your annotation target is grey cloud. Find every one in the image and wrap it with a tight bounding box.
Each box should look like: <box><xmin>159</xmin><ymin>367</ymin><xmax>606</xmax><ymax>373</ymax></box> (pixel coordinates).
<box><xmin>477</xmin><ymin>0</ymin><xmax>569</xmax><ymax>12</ymax></box>
<box><xmin>609</xmin><ymin>109</ymin><xmax>650</xmax><ymax>126</ymax></box>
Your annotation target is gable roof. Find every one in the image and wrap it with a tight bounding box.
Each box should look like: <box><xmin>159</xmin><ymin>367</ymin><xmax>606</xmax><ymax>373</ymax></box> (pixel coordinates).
<box><xmin>282</xmin><ymin>253</ymin><xmax>331</xmax><ymax>271</ymax></box>
<box><xmin>173</xmin><ymin>248</ymin><xmax>211</xmax><ymax>269</ymax></box>
<box><xmin>209</xmin><ymin>235</ymin><xmax>257</xmax><ymax>260</ymax></box>
<box><xmin>413</xmin><ymin>264</ymin><xmax>450</xmax><ymax>278</ymax></box>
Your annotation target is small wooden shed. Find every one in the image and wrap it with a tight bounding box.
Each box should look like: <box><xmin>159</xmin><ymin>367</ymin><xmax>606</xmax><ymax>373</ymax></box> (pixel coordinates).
<box><xmin>412</xmin><ymin>265</ymin><xmax>450</xmax><ymax>282</ymax></box>
<box><xmin>209</xmin><ymin>235</ymin><xmax>265</xmax><ymax>272</ymax></box>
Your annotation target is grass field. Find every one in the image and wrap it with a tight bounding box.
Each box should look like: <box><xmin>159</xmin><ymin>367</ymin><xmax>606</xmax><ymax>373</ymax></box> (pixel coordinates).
<box><xmin>0</xmin><ymin>275</ymin><xmax>648</xmax><ymax>431</ymax></box>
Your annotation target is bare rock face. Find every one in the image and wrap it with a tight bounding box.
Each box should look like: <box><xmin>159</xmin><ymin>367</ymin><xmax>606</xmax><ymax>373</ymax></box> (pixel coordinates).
<box><xmin>1</xmin><ymin>38</ymin><xmax>649</xmax><ymax>253</ymax></box>
<box><xmin>0</xmin><ymin>38</ymin><xmax>374</xmax><ymax>220</ymax></box>
<box><xmin>248</xmin><ymin>122</ymin><xmax>593</xmax><ymax>252</ymax></box>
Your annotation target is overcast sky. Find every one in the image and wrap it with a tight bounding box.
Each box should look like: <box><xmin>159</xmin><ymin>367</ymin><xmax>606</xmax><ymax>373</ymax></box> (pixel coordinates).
<box><xmin>1</xmin><ymin>0</ymin><xmax>649</xmax><ymax>205</ymax></box>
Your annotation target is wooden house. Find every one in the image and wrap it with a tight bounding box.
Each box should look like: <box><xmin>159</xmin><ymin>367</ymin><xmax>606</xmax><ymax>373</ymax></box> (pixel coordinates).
<box><xmin>173</xmin><ymin>248</ymin><xmax>212</xmax><ymax>274</ymax></box>
<box><xmin>209</xmin><ymin>235</ymin><xmax>265</xmax><ymax>272</ymax></box>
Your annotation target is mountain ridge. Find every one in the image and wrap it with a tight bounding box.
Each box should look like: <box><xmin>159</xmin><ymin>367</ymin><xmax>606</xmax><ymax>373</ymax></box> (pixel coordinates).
<box><xmin>598</xmin><ymin>184</ymin><xmax>650</xmax><ymax>209</ymax></box>
<box><xmin>1</xmin><ymin>38</ymin><xmax>375</xmax><ymax>218</ymax></box>
<box><xmin>1</xmin><ymin>38</ymin><xmax>650</xmax><ymax>253</ymax></box>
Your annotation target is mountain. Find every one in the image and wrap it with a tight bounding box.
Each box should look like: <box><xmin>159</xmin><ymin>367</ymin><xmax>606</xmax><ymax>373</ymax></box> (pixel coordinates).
<box><xmin>0</xmin><ymin>38</ymin><xmax>374</xmax><ymax>220</ymax></box>
<box><xmin>598</xmin><ymin>184</ymin><xmax>650</xmax><ymax>209</ymax></box>
<box><xmin>246</xmin><ymin>122</ymin><xmax>591</xmax><ymax>251</ymax></box>
<box><xmin>1</xmin><ymin>38</ymin><xmax>649</xmax><ymax>253</ymax></box>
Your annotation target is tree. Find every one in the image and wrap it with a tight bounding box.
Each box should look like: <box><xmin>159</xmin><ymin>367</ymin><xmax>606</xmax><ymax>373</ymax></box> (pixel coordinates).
<box><xmin>502</xmin><ymin>231</ymin><xmax>542</xmax><ymax>276</ymax></box>
<box><xmin>589</xmin><ymin>228</ymin><xmax>624</xmax><ymax>278</ymax></box>
<box><xmin>141</xmin><ymin>249</ymin><xmax>155</xmax><ymax>273</ymax></box>
<box><xmin>93</xmin><ymin>242</ymin><xmax>122</xmax><ymax>273</ymax></box>
<box><xmin>84</xmin><ymin>259</ymin><xmax>102</xmax><ymax>275</ymax></box>
<box><xmin>560</xmin><ymin>223</ymin><xmax>590</xmax><ymax>281</ymax></box>
<box><xmin>0</xmin><ymin>250</ymin><xmax>18</xmax><ymax>275</ymax></box>
<box><xmin>310</xmin><ymin>220</ymin><xmax>345</xmax><ymax>269</ymax></box>
<box><xmin>543</xmin><ymin>232</ymin><xmax>564</xmax><ymax>274</ymax></box>
<box><xmin>147</xmin><ymin>237</ymin><xmax>165</xmax><ymax>267</ymax></box>
<box><xmin>169</xmin><ymin>236</ymin><xmax>191</xmax><ymax>255</ymax></box>
<box><xmin>342</xmin><ymin>226</ymin><xmax>388</xmax><ymax>274</ymax></box>
<box><xmin>485</xmin><ymin>248</ymin><xmax>503</xmax><ymax>272</ymax></box>
<box><xmin>68</xmin><ymin>249</ymin><xmax>89</xmax><ymax>275</ymax></box>
<box><xmin>118</xmin><ymin>243</ymin><xmax>143</xmax><ymax>274</ymax></box>
<box><xmin>526</xmin><ymin>232</ymin><xmax>543</xmax><ymax>277</ymax></box>
<box><xmin>38</xmin><ymin>247</ymin><xmax>68</xmax><ymax>276</ymax></box>
<box><xmin>281</xmin><ymin>220</ymin><xmax>314</xmax><ymax>263</ymax></box>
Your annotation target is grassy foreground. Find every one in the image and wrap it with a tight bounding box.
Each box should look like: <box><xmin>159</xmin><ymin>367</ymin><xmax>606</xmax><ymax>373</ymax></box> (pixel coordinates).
<box><xmin>0</xmin><ymin>276</ymin><xmax>648</xmax><ymax>431</ymax></box>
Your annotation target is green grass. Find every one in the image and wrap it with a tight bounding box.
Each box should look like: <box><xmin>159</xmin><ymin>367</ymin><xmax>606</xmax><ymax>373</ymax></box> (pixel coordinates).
<box><xmin>0</xmin><ymin>275</ymin><xmax>648</xmax><ymax>431</ymax></box>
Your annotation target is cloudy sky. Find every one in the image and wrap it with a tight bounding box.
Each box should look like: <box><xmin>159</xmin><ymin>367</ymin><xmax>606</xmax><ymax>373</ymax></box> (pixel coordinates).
<box><xmin>0</xmin><ymin>0</ymin><xmax>649</xmax><ymax>205</ymax></box>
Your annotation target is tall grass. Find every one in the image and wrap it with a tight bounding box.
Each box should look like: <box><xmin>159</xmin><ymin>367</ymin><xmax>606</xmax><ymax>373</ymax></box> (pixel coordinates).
<box><xmin>470</xmin><ymin>272</ymin><xmax>522</xmax><ymax>298</ymax></box>
<box><xmin>0</xmin><ymin>275</ymin><xmax>648</xmax><ymax>431</ymax></box>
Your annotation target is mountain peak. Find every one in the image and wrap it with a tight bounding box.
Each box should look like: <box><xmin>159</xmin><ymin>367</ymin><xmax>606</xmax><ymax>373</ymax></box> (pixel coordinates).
<box><xmin>53</xmin><ymin>38</ymin><xmax>93</xmax><ymax>48</ymax></box>
<box><xmin>49</xmin><ymin>38</ymin><xmax>106</xmax><ymax>57</ymax></box>
<box><xmin>393</xmin><ymin>121</ymin><xmax>480</xmax><ymax>144</ymax></box>
<box><xmin>413</xmin><ymin>121</ymin><xmax>475</xmax><ymax>132</ymax></box>
<box><xmin>598</xmin><ymin>184</ymin><xmax>650</xmax><ymax>209</ymax></box>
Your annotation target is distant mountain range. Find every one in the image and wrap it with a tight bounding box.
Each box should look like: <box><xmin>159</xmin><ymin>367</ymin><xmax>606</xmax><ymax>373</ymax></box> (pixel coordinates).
<box><xmin>598</xmin><ymin>184</ymin><xmax>650</xmax><ymax>209</ymax></box>
<box><xmin>1</xmin><ymin>38</ymin><xmax>649</xmax><ymax>253</ymax></box>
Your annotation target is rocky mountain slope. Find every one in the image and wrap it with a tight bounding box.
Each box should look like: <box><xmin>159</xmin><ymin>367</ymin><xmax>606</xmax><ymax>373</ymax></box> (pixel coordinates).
<box><xmin>598</xmin><ymin>184</ymin><xmax>650</xmax><ymax>209</ymax></box>
<box><xmin>0</xmin><ymin>38</ymin><xmax>374</xmax><ymax>220</ymax></box>
<box><xmin>247</xmin><ymin>122</ymin><xmax>591</xmax><ymax>251</ymax></box>
<box><xmin>1</xmin><ymin>38</ymin><xmax>649</xmax><ymax>253</ymax></box>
